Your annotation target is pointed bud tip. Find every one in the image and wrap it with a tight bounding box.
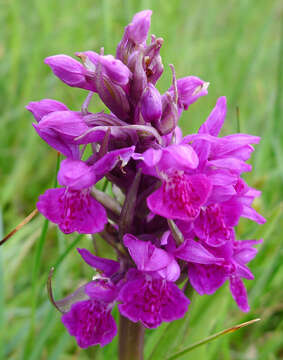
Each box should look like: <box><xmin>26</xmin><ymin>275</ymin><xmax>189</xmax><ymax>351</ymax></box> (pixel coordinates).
<box><xmin>128</xmin><ymin>10</ymin><xmax>153</xmax><ymax>44</ymax></box>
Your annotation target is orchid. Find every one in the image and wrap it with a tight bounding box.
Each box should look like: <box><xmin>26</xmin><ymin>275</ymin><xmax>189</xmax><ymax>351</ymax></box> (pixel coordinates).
<box><xmin>26</xmin><ymin>9</ymin><xmax>265</xmax><ymax>358</ymax></box>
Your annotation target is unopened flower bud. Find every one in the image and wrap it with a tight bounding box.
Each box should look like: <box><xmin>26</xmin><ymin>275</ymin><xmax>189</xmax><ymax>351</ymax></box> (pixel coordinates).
<box><xmin>146</xmin><ymin>54</ymin><xmax>164</xmax><ymax>84</ymax></box>
<box><xmin>156</xmin><ymin>92</ymin><xmax>179</xmax><ymax>135</ymax></box>
<box><xmin>77</xmin><ymin>51</ymin><xmax>132</xmax><ymax>86</ymax></box>
<box><xmin>144</xmin><ymin>36</ymin><xmax>164</xmax><ymax>84</ymax></box>
<box><xmin>130</xmin><ymin>52</ymin><xmax>147</xmax><ymax>105</ymax></box>
<box><xmin>95</xmin><ymin>64</ymin><xmax>130</xmax><ymax>121</ymax></box>
<box><xmin>141</xmin><ymin>84</ymin><xmax>162</xmax><ymax>123</ymax></box>
<box><xmin>100</xmin><ymin>55</ymin><xmax>132</xmax><ymax>86</ymax></box>
<box><xmin>127</xmin><ymin>10</ymin><xmax>152</xmax><ymax>44</ymax></box>
<box><xmin>170</xmin><ymin>76</ymin><xmax>209</xmax><ymax>111</ymax></box>
<box><xmin>44</xmin><ymin>55</ymin><xmax>96</xmax><ymax>91</ymax></box>
<box><xmin>116</xmin><ymin>10</ymin><xmax>152</xmax><ymax>63</ymax></box>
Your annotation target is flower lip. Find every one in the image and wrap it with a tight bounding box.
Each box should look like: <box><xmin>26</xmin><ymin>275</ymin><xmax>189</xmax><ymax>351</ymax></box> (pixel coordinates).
<box><xmin>147</xmin><ymin>173</ymin><xmax>212</xmax><ymax>221</ymax></box>
<box><xmin>118</xmin><ymin>269</ymin><xmax>189</xmax><ymax>328</ymax></box>
<box><xmin>61</xmin><ymin>299</ymin><xmax>117</xmax><ymax>348</ymax></box>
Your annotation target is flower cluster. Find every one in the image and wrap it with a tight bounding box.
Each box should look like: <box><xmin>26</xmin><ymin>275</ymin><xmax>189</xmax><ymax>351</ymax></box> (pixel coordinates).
<box><xmin>27</xmin><ymin>10</ymin><xmax>265</xmax><ymax>349</ymax></box>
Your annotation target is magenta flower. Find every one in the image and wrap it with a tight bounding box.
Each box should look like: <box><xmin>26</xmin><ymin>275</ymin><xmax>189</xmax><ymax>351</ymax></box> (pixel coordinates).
<box><xmin>193</xmin><ymin>199</ymin><xmax>243</xmax><ymax>247</ymax></box>
<box><xmin>187</xmin><ymin>236</ymin><xmax>262</xmax><ymax>312</ymax></box>
<box><xmin>118</xmin><ymin>234</ymin><xmax>189</xmax><ymax>327</ymax></box>
<box><xmin>147</xmin><ymin>172</ymin><xmax>212</xmax><ymax>221</ymax></box>
<box><xmin>37</xmin><ymin>147</ymin><xmax>135</xmax><ymax>234</ymax></box>
<box><xmin>37</xmin><ymin>160</ymin><xmax>106</xmax><ymax>234</ymax></box>
<box><xmin>118</xmin><ymin>269</ymin><xmax>189</xmax><ymax>328</ymax></box>
<box><xmin>27</xmin><ymin>100</ymin><xmax>82</xmax><ymax>158</ymax></box>
<box><xmin>33</xmin><ymin>110</ymin><xmax>91</xmax><ymax>157</ymax></box>
<box><xmin>62</xmin><ymin>298</ymin><xmax>117</xmax><ymax>348</ymax></box>
<box><xmin>58</xmin><ymin>249</ymin><xmax>120</xmax><ymax>348</ymax></box>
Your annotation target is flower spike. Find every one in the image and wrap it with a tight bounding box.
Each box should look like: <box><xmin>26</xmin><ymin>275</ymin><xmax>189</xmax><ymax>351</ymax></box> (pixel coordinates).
<box><xmin>26</xmin><ymin>8</ymin><xmax>265</xmax><ymax>351</ymax></box>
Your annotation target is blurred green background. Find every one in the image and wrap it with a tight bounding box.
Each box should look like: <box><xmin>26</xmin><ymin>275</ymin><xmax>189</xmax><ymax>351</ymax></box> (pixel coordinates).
<box><xmin>0</xmin><ymin>0</ymin><xmax>282</xmax><ymax>359</ymax></box>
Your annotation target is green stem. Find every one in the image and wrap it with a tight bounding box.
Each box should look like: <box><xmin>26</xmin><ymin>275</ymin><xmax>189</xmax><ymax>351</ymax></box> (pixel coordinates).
<box><xmin>119</xmin><ymin>315</ymin><xmax>144</xmax><ymax>360</ymax></box>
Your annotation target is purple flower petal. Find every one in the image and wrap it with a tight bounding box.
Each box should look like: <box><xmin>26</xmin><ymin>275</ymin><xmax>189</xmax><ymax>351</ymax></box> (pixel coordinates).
<box><xmin>84</xmin><ymin>281</ymin><xmax>117</xmax><ymax>302</ymax></box>
<box><xmin>229</xmin><ymin>277</ymin><xmax>250</xmax><ymax>312</ymax></box>
<box><xmin>92</xmin><ymin>146</ymin><xmax>135</xmax><ymax>181</ymax></box>
<box><xmin>38</xmin><ymin>111</ymin><xmax>89</xmax><ymax>140</ymax></box>
<box><xmin>57</xmin><ymin>159</ymin><xmax>96</xmax><ymax>190</ymax></box>
<box><xmin>77</xmin><ymin>51</ymin><xmax>132</xmax><ymax>86</ymax></box>
<box><xmin>170</xmin><ymin>76</ymin><xmax>209</xmax><ymax>111</ymax></box>
<box><xmin>77</xmin><ymin>248</ymin><xmax>120</xmax><ymax>277</ymax></box>
<box><xmin>118</xmin><ymin>271</ymin><xmax>189</xmax><ymax>328</ymax></box>
<box><xmin>233</xmin><ymin>239</ymin><xmax>262</xmax><ymax>264</ymax></box>
<box><xmin>45</xmin><ymin>55</ymin><xmax>96</xmax><ymax>91</ymax></box>
<box><xmin>208</xmin><ymin>157</ymin><xmax>252</xmax><ymax>174</ymax></box>
<box><xmin>191</xmin><ymin>139</ymin><xmax>211</xmax><ymax>169</ymax></box>
<box><xmin>157</xmin><ymin>256</ymin><xmax>180</xmax><ymax>282</ymax></box>
<box><xmin>33</xmin><ymin>123</ymin><xmax>80</xmax><ymax>159</ymax></box>
<box><xmin>147</xmin><ymin>173</ymin><xmax>212</xmax><ymax>221</ymax></box>
<box><xmin>123</xmin><ymin>234</ymin><xmax>173</xmax><ymax>272</ymax></box>
<box><xmin>137</xmin><ymin>144</ymin><xmax>199</xmax><ymax>177</ymax></box>
<box><xmin>188</xmin><ymin>263</ymin><xmax>227</xmax><ymax>295</ymax></box>
<box><xmin>207</xmin><ymin>169</ymin><xmax>238</xmax><ymax>187</ymax></box>
<box><xmin>198</xmin><ymin>96</ymin><xmax>226</xmax><ymax>136</ymax></box>
<box><xmin>138</xmin><ymin>148</ymin><xmax>163</xmax><ymax>167</ymax></box>
<box><xmin>62</xmin><ymin>299</ymin><xmax>117</xmax><ymax>348</ymax></box>
<box><xmin>208</xmin><ymin>184</ymin><xmax>236</xmax><ymax>204</ymax></box>
<box><xmin>37</xmin><ymin>188</ymin><xmax>107</xmax><ymax>234</ymax></box>
<box><xmin>26</xmin><ymin>99</ymin><xmax>68</xmax><ymax>123</ymax></box>
<box><xmin>242</xmin><ymin>205</ymin><xmax>266</xmax><ymax>224</ymax></box>
<box><xmin>127</xmin><ymin>10</ymin><xmax>152</xmax><ymax>44</ymax></box>
<box><xmin>174</xmin><ymin>239</ymin><xmax>223</xmax><ymax>264</ymax></box>
<box><xmin>100</xmin><ymin>54</ymin><xmax>132</xmax><ymax>85</ymax></box>
<box><xmin>221</xmin><ymin>199</ymin><xmax>243</xmax><ymax>227</ymax></box>
<box><xmin>141</xmin><ymin>83</ymin><xmax>162</xmax><ymax>123</ymax></box>
<box><xmin>236</xmin><ymin>263</ymin><xmax>254</xmax><ymax>280</ymax></box>
<box><xmin>160</xmin><ymin>144</ymin><xmax>199</xmax><ymax>171</ymax></box>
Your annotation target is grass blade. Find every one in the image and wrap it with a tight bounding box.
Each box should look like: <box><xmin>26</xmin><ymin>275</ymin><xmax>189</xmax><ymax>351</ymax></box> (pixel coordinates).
<box><xmin>166</xmin><ymin>319</ymin><xmax>260</xmax><ymax>360</ymax></box>
<box><xmin>52</xmin><ymin>234</ymin><xmax>84</xmax><ymax>272</ymax></box>
<box><xmin>32</xmin><ymin>152</ymin><xmax>60</xmax><ymax>284</ymax></box>
<box><xmin>0</xmin><ymin>209</ymin><xmax>38</xmax><ymax>246</ymax></box>
<box><xmin>22</xmin><ymin>153</ymin><xmax>61</xmax><ymax>359</ymax></box>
